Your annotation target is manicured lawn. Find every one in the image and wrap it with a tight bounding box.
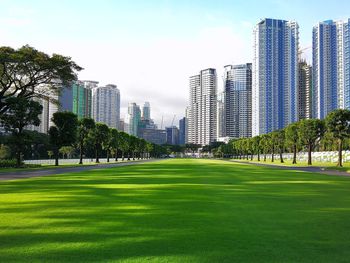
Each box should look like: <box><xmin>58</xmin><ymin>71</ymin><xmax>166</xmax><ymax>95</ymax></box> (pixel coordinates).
<box><xmin>1</xmin><ymin>159</ymin><xmax>350</xmax><ymax>262</ymax></box>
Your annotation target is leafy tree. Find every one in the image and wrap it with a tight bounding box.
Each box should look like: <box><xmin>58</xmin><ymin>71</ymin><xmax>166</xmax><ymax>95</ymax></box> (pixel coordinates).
<box><xmin>285</xmin><ymin>123</ymin><xmax>299</xmax><ymax>164</ymax></box>
<box><xmin>59</xmin><ymin>146</ymin><xmax>75</xmax><ymax>159</ymax></box>
<box><xmin>252</xmin><ymin>136</ymin><xmax>261</xmax><ymax>161</ymax></box>
<box><xmin>49</xmin><ymin>111</ymin><xmax>78</xmax><ymax>166</ymax></box>
<box><xmin>185</xmin><ymin>143</ymin><xmax>201</xmax><ymax>156</ymax></box>
<box><xmin>298</xmin><ymin>119</ymin><xmax>325</xmax><ymax>165</ymax></box>
<box><xmin>0</xmin><ymin>45</ymin><xmax>82</xmax><ymax>114</ymax></box>
<box><xmin>77</xmin><ymin>118</ymin><xmax>95</xmax><ymax>164</ymax></box>
<box><xmin>92</xmin><ymin>123</ymin><xmax>109</xmax><ymax>163</ymax></box>
<box><xmin>325</xmin><ymin>109</ymin><xmax>350</xmax><ymax>167</ymax></box>
<box><xmin>0</xmin><ymin>144</ymin><xmax>11</xmax><ymax>159</ymax></box>
<box><xmin>276</xmin><ymin>129</ymin><xmax>285</xmax><ymax>163</ymax></box>
<box><xmin>109</xmin><ymin>128</ymin><xmax>119</xmax><ymax>161</ymax></box>
<box><xmin>269</xmin><ymin>131</ymin><xmax>279</xmax><ymax>162</ymax></box>
<box><xmin>118</xmin><ymin>132</ymin><xmax>129</xmax><ymax>161</ymax></box>
<box><xmin>260</xmin><ymin>134</ymin><xmax>270</xmax><ymax>162</ymax></box>
<box><xmin>0</xmin><ymin>97</ymin><xmax>42</xmax><ymax>166</ymax></box>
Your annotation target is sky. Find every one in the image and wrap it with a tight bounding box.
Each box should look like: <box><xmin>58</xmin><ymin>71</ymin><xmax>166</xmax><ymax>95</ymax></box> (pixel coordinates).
<box><xmin>1</xmin><ymin>0</ymin><xmax>350</xmax><ymax>127</ymax></box>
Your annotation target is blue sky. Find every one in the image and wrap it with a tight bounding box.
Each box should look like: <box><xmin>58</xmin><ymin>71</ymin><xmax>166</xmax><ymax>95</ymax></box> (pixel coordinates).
<box><xmin>1</xmin><ymin>0</ymin><xmax>349</xmax><ymax>126</ymax></box>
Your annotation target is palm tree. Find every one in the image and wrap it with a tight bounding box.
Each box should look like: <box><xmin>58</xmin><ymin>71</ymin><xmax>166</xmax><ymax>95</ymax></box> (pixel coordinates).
<box><xmin>276</xmin><ymin>129</ymin><xmax>285</xmax><ymax>163</ymax></box>
<box><xmin>118</xmin><ymin>132</ymin><xmax>129</xmax><ymax>161</ymax></box>
<box><xmin>93</xmin><ymin>123</ymin><xmax>109</xmax><ymax>163</ymax></box>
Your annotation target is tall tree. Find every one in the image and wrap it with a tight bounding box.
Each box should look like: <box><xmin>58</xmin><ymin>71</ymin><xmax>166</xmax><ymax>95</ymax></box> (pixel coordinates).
<box><xmin>49</xmin><ymin>111</ymin><xmax>78</xmax><ymax>166</ymax></box>
<box><xmin>77</xmin><ymin>118</ymin><xmax>95</xmax><ymax>164</ymax></box>
<box><xmin>325</xmin><ymin>109</ymin><xmax>350</xmax><ymax>167</ymax></box>
<box><xmin>109</xmin><ymin>129</ymin><xmax>119</xmax><ymax>161</ymax></box>
<box><xmin>0</xmin><ymin>45</ymin><xmax>82</xmax><ymax>115</ymax></box>
<box><xmin>118</xmin><ymin>132</ymin><xmax>129</xmax><ymax>161</ymax></box>
<box><xmin>276</xmin><ymin>129</ymin><xmax>285</xmax><ymax>163</ymax></box>
<box><xmin>298</xmin><ymin>119</ymin><xmax>325</xmax><ymax>165</ymax></box>
<box><xmin>0</xmin><ymin>97</ymin><xmax>42</xmax><ymax>166</ymax></box>
<box><xmin>92</xmin><ymin>123</ymin><xmax>109</xmax><ymax>163</ymax></box>
<box><xmin>285</xmin><ymin>122</ymin><xmax>299</xmax><ymax>164</ymax></box>
<box><xmin>269</xmin><ymin>131</ymin><xmax>279</xmax><ymax>162</ymax></box>
<box><xmin>252</xmin><ymin>136</ymin><xmax>261</xmax><ymax>161</ymax></box>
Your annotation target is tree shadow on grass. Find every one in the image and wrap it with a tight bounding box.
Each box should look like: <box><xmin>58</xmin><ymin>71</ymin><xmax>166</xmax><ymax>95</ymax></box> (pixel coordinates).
<box><xmin>1</xmin><ymin>159</ymin><xmax>350</xmax><ymax>262</ymax></box>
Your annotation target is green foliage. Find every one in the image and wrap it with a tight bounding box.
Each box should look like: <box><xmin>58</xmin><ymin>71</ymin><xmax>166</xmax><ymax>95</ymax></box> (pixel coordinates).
<box><xmin>0</xmin><ymin>97</ymin><xmax>43</xmax><ymax>166</ymax></box>
<box><xmin>0</xmin><ymin>45</ymin><xmax>82</xmax><ymax>114</ymax></box>
<box><xmin>49</xmin><ymin>111</ymin><xmax>78</xmax><ymax>166</ymax></box>
<box><xmin>0</xmin><ymin>159</ymin><xmax>21</xmax><ymax>167</ymax></box>
<box><xmin>0</xmin><ymin>144</ymin><xmax>11</xmax><ymax>159</ymax></box>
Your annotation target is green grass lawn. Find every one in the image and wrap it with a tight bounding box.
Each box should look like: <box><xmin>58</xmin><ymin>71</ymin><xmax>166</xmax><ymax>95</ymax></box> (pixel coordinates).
<box><xmin>1</xmin><ymin>159</ymin><xmax>350</xmax><ymax>262</ymax></box>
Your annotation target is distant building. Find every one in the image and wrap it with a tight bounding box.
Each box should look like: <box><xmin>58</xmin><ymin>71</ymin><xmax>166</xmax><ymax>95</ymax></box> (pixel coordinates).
<box><xmin>139</xmin><ymin>128</ymin><xmax>166</xmax><ymax>145</ymax></box>
<box><xmin>298</xmin><ymin>61</ymin><xmax>312</xmax><ymax>120</ymax></box>
<box><xmin>217</xmin><ymin>91</ymin><xmax>226</xmax><ymax>138</ymax></box>
<box><xmin>59</xmin><ymin>80</ymin><xmax>93</xmax><ymax>119</ymax></box>
<box><xmin>166</xmin><ymin>126</ymin><xmax>179</xmax><ymax>145</ymax></box>
<box><xmin>252</xmin><ymin>18</ymin><xmax>299</xmax><ymax>135</ymax></box>
<box><xmin>119</xmin><ymin>119</ymin><xmax>125</xmax><ymax>132</ymax></box>
<box><xmin>188</xmin><ymin>68</ymin><xmax>217</xmax><ymax>145</ymax></box>
<box><xmin>142</xmin><ymin>102</ymin><xmax>151</xmax><ymax>121</ymax></box>
<box><xmin>312</xmin><ymin>19</ymin><xmax>350</xmax><ymax>118</ymax></box>
<box><xmin>179</xmin><ymin>117</ymin><xmax>186</xmax><ymax>145</ymax></box>
<box><xmin>224</xmin><ymin>64</ymin><xmax>252</xmax><ymax>138</ymax></box>
<box><xmin>126</xmin><ymin>102</ymin><xmax>141</xmax><ymax>136</ymax></box>
<box><xmin>92</xmin><ymin>84</ymin><xmax>120</xmax><ymax>128</ymax></box>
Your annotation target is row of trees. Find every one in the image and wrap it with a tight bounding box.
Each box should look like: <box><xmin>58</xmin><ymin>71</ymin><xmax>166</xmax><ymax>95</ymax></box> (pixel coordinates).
<box><xmin>0</xmin><ymin>45</ymin><xmax>170</xmax><ymax>167</ymax></box>
<box><xmin>221</xmin><ymin>109</ymin><xmax>350</xmax><ymax>167</ymax></box>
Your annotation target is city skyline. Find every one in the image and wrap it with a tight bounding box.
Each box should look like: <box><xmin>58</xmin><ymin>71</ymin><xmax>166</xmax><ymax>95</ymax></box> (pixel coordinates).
<box><xmin>1</xmin><ymin>0</ymin><xmax>350</xmax><ymax>127</ymax></box>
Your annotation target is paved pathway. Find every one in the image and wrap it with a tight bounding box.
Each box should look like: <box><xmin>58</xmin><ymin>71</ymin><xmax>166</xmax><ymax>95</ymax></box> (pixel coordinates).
<box><xmin>0</xmin><ymin>159</ymin><xmax>158</xmax><ymax>181</ymax></box>
<box><xmin>230</xmin><ymin>160</ymin><xmax>350</xmax><ymax>177</ymax></box>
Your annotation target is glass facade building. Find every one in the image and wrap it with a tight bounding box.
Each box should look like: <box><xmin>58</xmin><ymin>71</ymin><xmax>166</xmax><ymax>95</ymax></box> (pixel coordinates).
<box><xmin>224</xmin><ymin>64</ymin><xmax>252</xmax><ymax>138</ymax></box>
<box><xmin>252</xmin><ymin>18</ymin><xmax>299</xmax><ymax>136</ymax></box>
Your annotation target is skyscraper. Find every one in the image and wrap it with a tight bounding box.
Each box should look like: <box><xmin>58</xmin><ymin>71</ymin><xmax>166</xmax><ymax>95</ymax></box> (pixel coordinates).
<box><xmin>312</xmin><ymin>19</ymin><xmax>350</xmax><ymax>118</ymax></box>
<box><xmin>217</xmin><ymin>91</ymin><xmax>226</xmax><ymax>138</ymax></box>
<box><xmin>126</xmin><ymin>102</ymin><xmax>141</xmax><ymax>136</ymax></box>
<box><xmin>252</xmin><ymin>18</ymin><xmax>299</xmax><ymax>136</ymax></box>
<box><xmin>179</xmin><ymin>117</ymin><xmax>186</xmax><ymax>145</ymax></box>
<box><xmin>188</xmin><ymin>68</ymin><xmax>217</xmax><ymax>145</ymax></box>
<box><xmin>60</xmin><ymin>81</ymin><xmax>93</xmax><ymax>119</ymax></box>
<box><xmin>224</xmin><ymin>64</ymin><xmax>252</xmax><ymax>138</ymax></box>
<box><xmin>92</xmin><ymin>84</ymin><xmax>120</xmax><ymax>128</ymax></box>
<box><xmin>166</xmin><ymin>126</ymin><xmax>179</xmax><ymax>145</ymax></box>
<box><xmin>142</xmin><ymin>102</ymin><xmax>151</xmax><ymax>121</ymax></box>
<box><xmin>298</xmin><ymin>61</ymin><xmax>312</xmax><ymax>120</ymax></box>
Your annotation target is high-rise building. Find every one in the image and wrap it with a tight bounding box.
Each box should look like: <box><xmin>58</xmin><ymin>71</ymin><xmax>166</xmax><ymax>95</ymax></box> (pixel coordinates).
<box><xmin>312</xmin><ymin>19</ymin><xmax>350</xmax><ymax>118</ymax></box>
<box><xmin>298</xmin><ymin>61</ymin><xmax>312</xmax><ymax>120</ymax></box>
<box><xmin>252</xmin><ymin>18</ymin><xmax>299</xmax><ymax>136</ymax></box>
<box><xmin>166</xmin><ymin>126</ymin><xmax>179</xmax><ymax>145</ymax></box>
<box><xmin>224</xmin><ymin>64</ymin><xmax>252</xmax><ymax>138</ymax></box>
<box><xmin>217</xmin><ymin>91</ymin><xmax>226</xmax><ymax>138</ymax></box>
<box><xmin>179</xmin><ymin>117</ymin><xmax>186</xmax><ymax>145</ymax></box>
<box><xmin>142</xmin><ymin>102</ymin><xmax>151</xmax><ymax>121</ymax></box>
<box><xmin>188</xmin><ymin>68</ymin><xmax>217</xmax><ymax>145</ymax></box>
<box><xmin>92</xmin><ymin>84</ymin><xmax>120</xmax><ymax>128</ymax></box>
<box><xmin>59</xmin><ymin>81</ymin><xmax>93</xmax><ymax>119</ymax></box>
<box><xmin>126</xmin><ymin>102</ymin><xmax>141</xmax><ymax>136</ymax></box>
<box><xmin>139</xmin><ymin>128</ymin><xmax>166</xmax><ymax>145</ymax></box>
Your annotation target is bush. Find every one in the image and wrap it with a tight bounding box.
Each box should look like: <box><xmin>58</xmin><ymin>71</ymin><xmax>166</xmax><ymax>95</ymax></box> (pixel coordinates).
<box><xmin>0</xmin><ymin>159</ymin><xmax>42</xmax><ymax>168</ymax></box>
<box><xmin>0</xmin><ymin>159</ymin><xmax>22</xmax><ymax>168</ymax></box>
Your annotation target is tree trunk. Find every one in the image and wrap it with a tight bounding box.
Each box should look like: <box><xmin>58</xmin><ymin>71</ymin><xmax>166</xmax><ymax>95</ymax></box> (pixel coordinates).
<box><xmin>279</xmin><ymin>148</ymin><xmax>284</xmax><ymax>163</ymax></box>
<box><xmin>292</xmin><ymin>144</ymin><xmax>297</xmax><ymax>164</ymax></box>
<box><xmin>337</xmin><ymin>139</ymin><xmax>343</xmax><ymax>167</ymax></box>
<box><xmin>257</xmin><ymin>151</ymin><xmax>260</xmax><ymax>161</ymax></box>
<box><xmin>251</xmin><ymin>153</ymin><xmax>253</xmax><ymax>161</ymax></box>
<box><xmin>115</xmin><ymin>149</ymin><xmax>118</xmax><ymax>162</ymax></box>
<box><xmin>264</xmin><ymin>152</ymin><xmax>266</xmax><ymax>162</ymax></box>
<box><xmin>127</xmin><ymin>152</ymin><xmax>130</xmax><ymax>161</ymax></box>
<box><xmin>122</xmin><ymin>151</ymin><xmax>124</xmax><ymax>161</ymax></box>
<box><xmin>79</xmin><ymin>145</ymin><xmax>83</xmax><ymax>164</ymax></box>
<box><xmin>54</xmin><ymin>148</ymin><xmax>59</xmax><ymax>166</ymax></box>
<box><xmin>16</xmin><ymin>150</ymin><xmax>21</xmax><ymax>167</ymax></box>
<box><xmin>271</xmin><ymin>146</ymin><xmax>274</xmax><ymax>162</ymax></box>
<box><xmin>308</xmin><ymin>143</ymin><xmax>312</xmax><ymax>165</ymax></box>
<box><xmin>95</xmin><ymin>146</ymin><xmax>100</xmax><ymax>163</ymax></box>
<box><xmin>107</xmin><ymin>150</ymin><xmax>110</xmax><ymax>163</ymax></box>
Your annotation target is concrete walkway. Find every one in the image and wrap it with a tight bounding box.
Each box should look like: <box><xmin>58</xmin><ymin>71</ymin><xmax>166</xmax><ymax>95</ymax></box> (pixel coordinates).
<box><xmin>0</xmin><ymin>159</ymin><xmax>158</xmax><ymax>181</ymax></box>
<box><xmin>230</xmin><ymin>160</ymin><xmax>350</xmax><ymax>177</ymax></box>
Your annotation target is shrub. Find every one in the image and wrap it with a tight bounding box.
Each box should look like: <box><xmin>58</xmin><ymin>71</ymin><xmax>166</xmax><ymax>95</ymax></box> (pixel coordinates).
<box><xmin>0</xmin><ymin>159</ymin><xmax>22</xmax><ymax>168</ymax></box>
